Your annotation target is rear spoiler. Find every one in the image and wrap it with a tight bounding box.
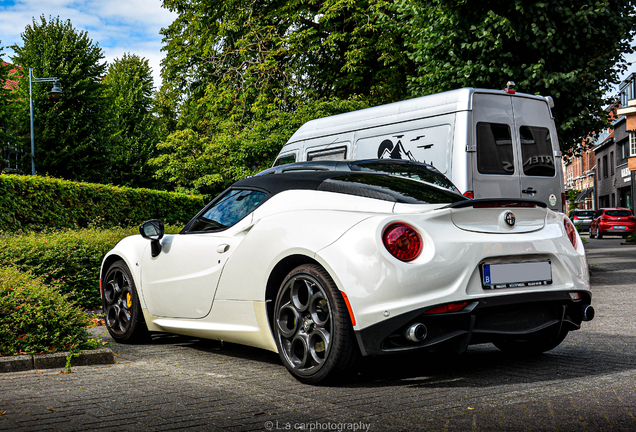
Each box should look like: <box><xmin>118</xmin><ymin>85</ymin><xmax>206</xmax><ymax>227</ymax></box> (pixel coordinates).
<box><xmin>448</xmin><ymin>198</ymin><xmax>547</xmax><ymax>209</ymax></box>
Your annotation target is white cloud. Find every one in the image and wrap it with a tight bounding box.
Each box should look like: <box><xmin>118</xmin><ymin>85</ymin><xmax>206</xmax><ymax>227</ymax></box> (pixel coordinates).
<box><xmin>0</xmin><ymin>0</ymin><xmax>176</xmax><ymax>89</ymax></box>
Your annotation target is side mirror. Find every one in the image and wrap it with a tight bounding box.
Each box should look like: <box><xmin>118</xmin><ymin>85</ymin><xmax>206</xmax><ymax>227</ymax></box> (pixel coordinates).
<box><xmin>139</xmin><ymin>220</ymin><xmax>165</xmax><ymax>257</ymax></box>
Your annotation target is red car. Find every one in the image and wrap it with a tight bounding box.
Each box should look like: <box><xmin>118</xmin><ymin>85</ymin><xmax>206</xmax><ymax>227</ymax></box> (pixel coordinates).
<box><xmin>589</xmin><ymin>208</ymin><xmax>636</xmax><ymax>239</ymax></box>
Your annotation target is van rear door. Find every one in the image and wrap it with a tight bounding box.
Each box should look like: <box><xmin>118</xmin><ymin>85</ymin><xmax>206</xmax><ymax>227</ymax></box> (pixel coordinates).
<box><xmin>471</xmin><ymin>93</ymin><xmax>521</xmax><ymax>199</ymax></box>
<box><xmin>512</xmin><ymin>97</ymin><xmax>562</xmax><ymax>212</ymax></box>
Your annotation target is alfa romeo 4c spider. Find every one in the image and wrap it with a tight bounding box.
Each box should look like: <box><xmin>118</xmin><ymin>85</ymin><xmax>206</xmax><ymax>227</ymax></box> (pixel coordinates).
<box><xmin>100</xmin><ymin>166</ymin><xmax>593</xmax><ymax>384</ymax></box>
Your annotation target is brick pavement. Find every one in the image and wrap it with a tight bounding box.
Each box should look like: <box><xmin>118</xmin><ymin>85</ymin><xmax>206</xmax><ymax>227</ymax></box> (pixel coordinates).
<box><xmin>0</xmin><ymin>235</ymin><xmax>635</xmax><ymax>431</ymax></box>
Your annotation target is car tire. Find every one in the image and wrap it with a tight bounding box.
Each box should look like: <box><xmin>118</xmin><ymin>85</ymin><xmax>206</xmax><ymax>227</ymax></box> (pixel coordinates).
<box><xmin>102</xmin><ymin>260</ymin><xmax>150</xmax><ymax>343</ymax></box>
<box><xmin>589</xmin><ymin>229</ymin><xmax>595</xmax><ymax>239</ymax></box>
<box><xmin>597</xmin><ymin>231</ymin><xmax>603</xmax><ymax>239</ymax></box>
<box><xmin>493</xmin><ymin>329</ymin><xmax>568</xmax><ymax>355</ymax></box>
<box><xmin>273</xmin><ymin>264</ymin><xmax>361</xmax><ymax>384</ymax></box>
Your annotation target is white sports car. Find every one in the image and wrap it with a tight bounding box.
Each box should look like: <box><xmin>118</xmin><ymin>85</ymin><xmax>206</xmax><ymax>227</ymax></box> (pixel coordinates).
<box><xmin>100</xmin><ymin>166</ymin><xmax>593</xmax><ymax>384</ymax></box>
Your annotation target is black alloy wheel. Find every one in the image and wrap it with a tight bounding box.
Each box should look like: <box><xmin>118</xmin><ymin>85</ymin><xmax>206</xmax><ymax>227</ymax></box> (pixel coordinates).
<box><xmin>273</xmin><ymin>264</ymin><xmax>360</xmax><ymax>384</ymax></box>
<box><xmin>102</xmin><ymin>260</ymin><xmax>150</xmax><ymax>343</ymax></box>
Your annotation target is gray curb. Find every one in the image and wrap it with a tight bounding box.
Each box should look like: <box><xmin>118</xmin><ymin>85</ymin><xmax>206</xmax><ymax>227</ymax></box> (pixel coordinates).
<box><xmin>0</xmin><ymin>348</ymin><xmax>114</xmax><ymax>373</ymax></box>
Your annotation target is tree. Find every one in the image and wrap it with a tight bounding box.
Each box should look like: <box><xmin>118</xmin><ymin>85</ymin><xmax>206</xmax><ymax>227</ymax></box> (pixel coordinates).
<box><xmin>103</xmin><ymin>53</ymin><xmax>160</xmax><ymax>187</ymax></box>
<box><xmin>397</xmin><ymin>0</ymin><xmax>636</xmax><ymax>153</ymax></box>
<box><xmin>159</xmin><ymin>0</ymin><xmax>413</xmax><ymax>125</ymax></box>
<box><xmin>0</xmin><ymin>43</ymin><xmax>18</xmax><ymax>171</ymax></box>
<box><xmin>150</xmin><ymin>98</ymin><xmax>369</xmax><ymax>195</ymax></box>
<box><xmin>10</xmin><ymin>16</ymin><xmax>110</xmax><ymax>181</ymax></box>
<box><xmin>155</xmin><ymin>0</ymin><xmax>636</xmax><ymax>192</ymax></box>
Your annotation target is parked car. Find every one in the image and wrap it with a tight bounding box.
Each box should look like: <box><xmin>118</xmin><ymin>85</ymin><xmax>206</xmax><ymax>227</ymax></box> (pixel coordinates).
<box><xmin>101</xmin><ymin>169</ymin><xmax>593</xmax><ymax>384</ymax></box>
<box><xmin>590</xmin><ymin>208</ymin><xmax>636</xmax><ymax>239</ymax></box>
<box><xmin>568</xmin><ymin>209</ymin><xmax>596</xmax><ymax>232</ymax></box>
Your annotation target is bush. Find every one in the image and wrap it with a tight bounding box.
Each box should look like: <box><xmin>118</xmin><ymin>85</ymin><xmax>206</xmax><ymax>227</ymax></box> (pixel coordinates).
<box><xmin>0</xmin><ymin>227</ymin><xmax>136</xmax><ymax>308</ymax></box>
<box><xmin>0</xmin><ymin>226</ymin><xmax>180</xmax><ymax>308</ymax></box>
<box><xmin>0</xmin><ymin>174</ymin><xmax>205</xmax><ymax>232</ymax></box>
<box><xmin>0</xmin><ymin>267</ymin><xmax>100</xmax><ymax>356</ymax></box>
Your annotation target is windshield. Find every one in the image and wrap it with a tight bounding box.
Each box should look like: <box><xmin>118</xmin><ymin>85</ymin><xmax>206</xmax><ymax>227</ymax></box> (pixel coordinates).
<box><xmin>318</xmin><ymin>174</ymin><xmax>467</xmax><ymax>204</ymax></box>
<box><xmin>349</xmin><ymin>161</ymin><xmax>460</xmax><ymax>193</ymax></box>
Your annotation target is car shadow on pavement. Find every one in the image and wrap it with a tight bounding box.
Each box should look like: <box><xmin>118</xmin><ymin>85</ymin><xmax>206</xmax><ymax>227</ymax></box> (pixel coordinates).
<box><xmin>343</xmin><ymin>331</ymin><xmax>636</xmax><ymax>388</ymax></box>
<box><xmin>104</xmin><ymin>329</ymin><xmax>636</xmax><ymax>388</ymax></box>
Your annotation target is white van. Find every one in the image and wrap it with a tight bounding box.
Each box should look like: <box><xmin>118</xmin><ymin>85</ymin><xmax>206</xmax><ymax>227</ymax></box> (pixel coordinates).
<box><xmin>273</xmin><ymin>88</ymin><xmax>565</xmax><ymax>212</ymax></box>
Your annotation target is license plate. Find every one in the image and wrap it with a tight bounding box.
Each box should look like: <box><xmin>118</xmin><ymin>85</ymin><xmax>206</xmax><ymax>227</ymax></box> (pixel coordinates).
<box><xmin>613</xmin><ymin>225</ymin><xmax>626</xmax><ymax>229</ymax></box>
<box><xmin>482</xmin><ymin>261</ymin><xmax>552</xmax><ymax>289</ymax></box>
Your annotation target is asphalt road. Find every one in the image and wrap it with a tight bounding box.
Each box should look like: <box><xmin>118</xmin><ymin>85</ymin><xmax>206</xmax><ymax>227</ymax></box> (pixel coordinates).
<box><xmin>1</xmin><ymin>234</ymin><xmax>635</xmax><ymax>431</ymax></box>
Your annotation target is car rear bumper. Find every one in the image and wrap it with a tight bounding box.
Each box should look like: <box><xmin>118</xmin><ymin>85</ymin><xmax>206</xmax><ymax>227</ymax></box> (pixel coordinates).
<box><xmin>354</xmin><ymin>291</ymin><xmax>592</xmax><ymax>356</ymax></box>
<box><xmin>573</xmin><ymin>220</ymin><xmax>591</xmax><ymax>230</ymax></box>
<box><xmin>598</xmin><ymin>224</ymin><xmax>636</xmax><ymax>234</ymax></box>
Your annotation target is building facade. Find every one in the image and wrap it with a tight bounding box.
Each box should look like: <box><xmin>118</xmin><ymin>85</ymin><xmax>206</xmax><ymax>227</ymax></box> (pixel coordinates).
<box><xmin>562</xmin><ymin>143</ymin><xmax>596</xmax><ymax>211</ymax></box>
<box><xmin>613</xmin><ymin>72</ymin><xmax>636</xmax><ymax>213</ymax></box>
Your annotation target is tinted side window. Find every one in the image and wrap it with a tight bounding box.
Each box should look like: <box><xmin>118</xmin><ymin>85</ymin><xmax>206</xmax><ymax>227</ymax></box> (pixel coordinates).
<box><xmin>520</xmin><ymin>126</ymin><xmax>555</xmax><ymax>177</ymax></box>
<box><xmin>274</xmin><ymin>154</ymin><xmax>296</xmax><ymax>166</ymax></box>
<box><xmin>188</xmin><ymin>189</ymin><xmax>267</xmax><ymax>232</ymax></box>
<box><xmin>476</xmin><ymin>123</ymin><xmax>514</xmax><ymax>175</ymax></box>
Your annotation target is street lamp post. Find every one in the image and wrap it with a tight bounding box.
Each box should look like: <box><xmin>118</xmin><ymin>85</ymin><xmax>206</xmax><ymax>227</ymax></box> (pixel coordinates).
<box><xmin>29</xmin><ymin>68</ymin><xmax>62</xmax><ymax>175</ymax></box>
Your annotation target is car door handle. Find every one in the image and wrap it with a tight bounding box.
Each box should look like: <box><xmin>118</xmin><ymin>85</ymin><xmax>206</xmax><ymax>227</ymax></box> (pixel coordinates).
<box><xmin>522</xmin><ymin>188</ymin><xmax>537</xmax><ymax>194</ymax></box>
<box><xmin>217</xmin><ymin>244</ymin><xmax>230</xmax><ymax>253</ymax></box>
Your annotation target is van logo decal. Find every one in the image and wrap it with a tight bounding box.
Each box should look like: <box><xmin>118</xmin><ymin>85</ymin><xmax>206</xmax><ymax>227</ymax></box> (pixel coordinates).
<box><xmin>377</xmin><ymin>137</ymin><xmax>416</xmax><ymax>161</ymax></box>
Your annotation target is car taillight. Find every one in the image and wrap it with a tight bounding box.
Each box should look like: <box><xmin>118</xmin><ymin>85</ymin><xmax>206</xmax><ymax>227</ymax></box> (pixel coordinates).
<box><xmin>572</xmin><ymin>216</ymin><xmax>579</xmax><ymax>220</ymax></box>
<box><xmin>383</xmin><ymin>223</ymin><xmax>422</xmax><ymax>262</ymax></box>
<box><xmin>463</xmin><ymin>191</ymin><xmax>474</xmax><ymax>199</ymax></box>
<box><xmin>564</xmin><ymin>218</ymin><xmax>577</xmax><ymax>249</ymax></box>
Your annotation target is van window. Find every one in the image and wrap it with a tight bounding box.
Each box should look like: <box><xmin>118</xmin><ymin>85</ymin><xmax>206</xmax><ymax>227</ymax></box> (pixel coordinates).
<box><xmin>274</xmin><ymin>153</ymin><xmax>296</xmax><ymax>166</ymax></box>
<box><xmin>476</xmin><ymin>123</ymin><xmax>514</xmax><ymax>175</ymax></box>
<box><xmin>307</xmin><ymin>146</ymin><xmax>347</xmax><ymax>161</ymax></box>
<box><xmin>520</xmin><ymin>126</ymin><xmax>555</xmax><ymax>177</ymax></box>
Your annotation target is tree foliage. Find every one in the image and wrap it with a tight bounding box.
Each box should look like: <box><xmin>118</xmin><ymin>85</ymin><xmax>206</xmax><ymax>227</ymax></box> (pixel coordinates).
<box><xmin>0</xmin><ymin>43</ymin><xmax>17</xmax><ymax>168</ymax></box>
<box><xmin>160</xmin><ymin>0</ymin><xmax>412</xmax><ymax>125</ymax></box>
<box><xmin>103</xmin><ymin>53</ymin><xmax>160</xmax><ymax>187</ymax></box>
<box><xmin>398</xmin><ymin>0</ymin><xmax>636</xmax><ymax>152</ymax></box>
<box><xmin>10</xmin><ymin>16</ymin><xmax>110</xmax><ymax>182</ymax></box>
<box><xmin>150</xmin><ymin>98</ymin><xmax>369</xmax><ymax>195</ymax></box>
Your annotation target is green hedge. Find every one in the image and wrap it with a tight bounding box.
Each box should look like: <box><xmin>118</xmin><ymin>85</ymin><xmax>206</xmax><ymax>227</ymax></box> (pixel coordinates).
<box><xmin>0</xmin><ymin>174</ymin><xmax>205</xmax><ymax>232</ymax></box>
<box><xmin>0</xmin><ymin>227</ymin><xmax>138</xmax><ymax>308</ymax></box>
<box><xmin>0</xmin><ymin>266</ymin><xmax>99</xmax><ymax>356</ymax></box>
<box><xmin>0</xmin><ymin>226</ymin><xmax>182</xmax><ymax>309</ymax></box>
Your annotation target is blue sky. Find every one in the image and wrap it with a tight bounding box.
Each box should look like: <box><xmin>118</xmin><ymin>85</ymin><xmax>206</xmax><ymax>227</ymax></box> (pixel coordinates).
<box><xmin>0</xmin><ymin>0</ymin><xmax>175</xmax><ymax>89</ymax></box>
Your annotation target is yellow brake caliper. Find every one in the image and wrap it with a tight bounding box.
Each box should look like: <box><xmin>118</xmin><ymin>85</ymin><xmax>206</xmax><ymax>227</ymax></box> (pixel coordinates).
<box><xmin>126</xmin><ymin>292</ymin><xmax>132</xmax><ymax>308</ymax></box>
